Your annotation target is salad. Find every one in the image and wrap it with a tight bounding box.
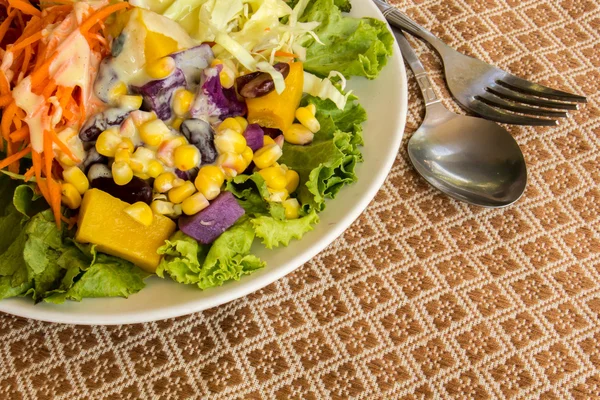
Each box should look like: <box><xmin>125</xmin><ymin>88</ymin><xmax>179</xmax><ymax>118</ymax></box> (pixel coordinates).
<box><xmin>0</xmin><ymin>0</ymin><xmax>393</xmax><ymax>303</ymax></box>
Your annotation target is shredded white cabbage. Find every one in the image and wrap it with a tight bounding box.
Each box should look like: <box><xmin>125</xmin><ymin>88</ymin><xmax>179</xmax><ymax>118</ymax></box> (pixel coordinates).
<box><xmin>303</xmin><ymin>71</ymin><xmax>352</xmax><ymax>110</ymax></box>
<box><xmin>256</xmin><ymin>61</ymin><xmax>285</xmax><ymax>94</ymax></box>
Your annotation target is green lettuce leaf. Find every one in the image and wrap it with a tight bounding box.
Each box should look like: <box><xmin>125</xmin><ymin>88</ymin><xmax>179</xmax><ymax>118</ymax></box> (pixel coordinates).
<box><xmin>225</xmin><ymin>173</ymin><xmax>286</xmax><ymax>220</ymax></box>
<box><xmin>279</xmin><ymin>94</ymin><xmax>367</xmax><ymax>212</ymax></box>
<box><xmin>251</xmin><ymin>210</ymin><xmax>319</xmax><ymax>249</ymax></box>
<box><xmin>157</xmin><ymin>218</ymin><xmax>265</xmax><ymax>289</ymax></box>
<box><xmin>300</xmin><ymin>0</ymin><xmax>393</xmax><ymax>79</ymax></box>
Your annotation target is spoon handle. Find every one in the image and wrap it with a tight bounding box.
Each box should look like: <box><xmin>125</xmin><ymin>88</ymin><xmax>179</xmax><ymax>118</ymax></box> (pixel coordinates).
<box><xmin>394</xmin><ymin>30</ymin><xmax>442</xmax><ymax>107</ymax></box>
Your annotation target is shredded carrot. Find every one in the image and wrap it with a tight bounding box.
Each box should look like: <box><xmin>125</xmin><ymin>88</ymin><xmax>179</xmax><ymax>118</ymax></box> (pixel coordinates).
<box><xmin>274</xmin><ymin>51</ymin><xmax>298</xmax><ymax>59</ymax></box>
<box><xmin>48</xmin><ymin>128</ymin><xmax>79</xmax><ymax>163</ymax></box>
<box><xmin>79</xmin><ymin>2</ymin><xmax>130</xmax><ymax>34</ymax></box>
<box><xmin>0</xmin><ymin>144</ymin><xmax>31</xmax><ymax>170</ymax></box>
<box><xmin>8</xmin><ymin>0</ymin><xmax>42</xmax><ymax>17</ymax></box>
<box><xmin>30</xmin><ymin>51</ymin><xmax>58</xmax><ymax>87</ymax></box>
<box><xmin>20</xmin><ymin>44</ymin><xmax>32</xmax><ymax>76</ymax></box>
<box><xmin>24</xmin><ymin>166</ymin><xmax>35</xmax><ymax>181</ymax></box>
<box><xmin>0</xmin><ymin>71</ymin><xmax>9</xmax><ymax>95</ymax></box>
<box><xmin>0</xmin><ymin>94</ymin><xmax>12</xmax><ymax>107</ymax></box>
<box><xmin>1</xmin><ymin>101</ymin><xmax>17</xmax><ymax>140</ymax></box>
<box><xmin>10</xmin><ymin>30</ymin><xmax>43</xmax><ymax>52</ymax></box>
<box><xmin>0</xmin><ymin>10</ymin><xmax>17</xmax><ymax>43</ymax></box>
<box><xmin>9</xmin><ymin>125</ymin><xmax>29</xmax><ymax>142</ymax></box>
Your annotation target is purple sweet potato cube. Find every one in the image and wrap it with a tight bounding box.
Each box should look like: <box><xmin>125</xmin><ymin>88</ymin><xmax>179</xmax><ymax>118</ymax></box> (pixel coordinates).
<box><xmin>243</xmin><ymin>124</ymin><xmax>264</xmax><ymax>151</ymax></box>
<box><xmin>178</xmin><ymin>192</ymin><xmax>245</xmax><ymax>244</ymax></box>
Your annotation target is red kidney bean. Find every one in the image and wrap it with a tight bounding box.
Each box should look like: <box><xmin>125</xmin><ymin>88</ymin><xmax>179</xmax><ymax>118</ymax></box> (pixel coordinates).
<box><xmin>236</xmin><ymin>63</ymin><xmax>290</xmax><ymax>99</ymax></box>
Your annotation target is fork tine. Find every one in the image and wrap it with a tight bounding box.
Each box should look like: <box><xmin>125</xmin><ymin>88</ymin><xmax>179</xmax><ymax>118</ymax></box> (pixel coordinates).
<box><xmin>477</xmin><ymin>93</ymin><xmax>570</xmax><ymax>118</ymax></box>
<box><xmin>499</xmin><ymin>75</ymin><xmax>587</xmax><ymax>103</ymax></box>
<box><xmin>487</xmin><ymin>84</ymin><xmax>579</xmax><ymax>110</ymax></box>
<box><xmin>466</xmin><ymin>99</ymin><xmax>559</xmax><ymax>126</ymax></box>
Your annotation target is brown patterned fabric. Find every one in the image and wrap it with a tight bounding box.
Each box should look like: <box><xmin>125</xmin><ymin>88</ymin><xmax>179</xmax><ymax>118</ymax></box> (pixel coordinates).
<box><xmin>1</xmin><ymin>0</ymin><xmax>600</xmax><ymax>398</ymax></box>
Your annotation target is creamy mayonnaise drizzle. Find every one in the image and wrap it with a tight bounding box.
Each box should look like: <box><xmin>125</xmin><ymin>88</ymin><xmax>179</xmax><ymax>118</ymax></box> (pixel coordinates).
<box><xmin>13</xmin><ymin>77</ymin><xmax>46</xmax><ymax>152</ymax></box>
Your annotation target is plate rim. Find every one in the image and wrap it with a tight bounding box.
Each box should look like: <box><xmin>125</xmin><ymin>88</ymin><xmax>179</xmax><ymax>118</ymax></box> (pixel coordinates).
<box><xmin>0</xmin><ymin>0</ymin><xmax>408</xmax><ymax>325</ymax></box>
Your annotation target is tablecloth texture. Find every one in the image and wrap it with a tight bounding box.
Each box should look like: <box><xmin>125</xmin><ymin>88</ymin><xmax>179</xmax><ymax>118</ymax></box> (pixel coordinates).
<box><xmin>1</xmin><ymin>0</ymin><xmax>600</xmax><ymax>398</ymax></box>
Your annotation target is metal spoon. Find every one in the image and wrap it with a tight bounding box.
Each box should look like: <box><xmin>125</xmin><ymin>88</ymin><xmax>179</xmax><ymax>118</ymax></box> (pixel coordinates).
<box><xmin>395</xmin><ymin>30</ymin><xmax>527</xmax><ymax>207</ymax></box>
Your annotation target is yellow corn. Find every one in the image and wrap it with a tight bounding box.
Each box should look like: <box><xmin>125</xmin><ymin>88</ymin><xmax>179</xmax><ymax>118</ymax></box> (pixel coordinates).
<box><xmin>168</xmin><ymin>181</ymin><xmax>196</xmax><ymax>204</ymax></box>
<box><xmin>95</xmin><ymin>127</ymin><xmax>122</xmax><ymax>157</ymax></box>
<box><xmin>173</xmin><ymin>89</ymin><xmax>195</xmax><ymax>116</ymax></box>
<box><xmin>173</xmin><ymin>144</ymin><xmax>201</xmax><ymax>171</ymax></box>
<box><xmin>216</xmin><ymin>152</ymin><xmax>247</xmax><ymax>174</ymax></box>
<box><xmin>108</xmin><ymin>81</ymin><xmax>128</xmax><ymax>103</ymax></box>
<box><xmin>253</xmin><ymin>144</ymin><xmax>282</xmax><ymax>169</ymax></box>
<box><xmin>241</xmin><ymin>146</ymin><xmax>253</xmax><ymax>164</ymax></box>
<box><xmin>283</xmin><ymin>198</ymin><xmax>300</xmax><ymax>219</ymax></box>
<box><xmin>118</xmin><ymin>138</ymin><xmax>135</xmax><ymax>153</ymax></box>
<box><xmin>62</xmin><ymin>166</ymin><xmax>89</xmax><ymax>195</ymax></box>
<box><xmin>217</xmin><ymin>118</ymin><xmax>244</xmax><ymax>135</ymax></box>
<box><xmin>61</xmin><ymin>183</ymin><xmax>82</xmax><ymax>209</ymax></box>
<box><xmin>146</xmin><ymin>56</ymin><xmax>176</xmax><ymax>79</ymax></box>
<box><xmin>268</xmin><ymin>187</ymin><xmax>289</xmax><ymax>202</ymax></box>
<box><xmin>194</xmin><ymin>167</ymin><xmax>224</xmax><ymax>201</ymax></box>
<box><xmin>124</xmin><ymin>202</ymin><xmax>154</xmax><ymax>226</ymax></box>
<box><xmin>147</xmin><ymin>160</ymin><xmax>164</xmax><ymax>178</ymax></box>
<box><xmin>182</xmin><ymin>192</ymin><xmax>210</xmax><ymax>215</ymax></box>
<box><xmin>284</xmin><ymin>123</ymin><xmax>314</xmax><ymax>145</ymax></box>
<box><xmin>118</xmin><ymin>95</ymin><xmax>143</xmax><ymax>111</ymax></box>
<box><xmin>130</xmin><ymin>147</ymin><xmax>155</xmax><ymax>173</ymax></box>
<box><xmin>214</xmin><ymin>129</ymin><xmax>247</xmax><ymax>154</ymax></box>
<box><xmin>295</xmin><ymin>106</ymin><xmax>320</xmax><ymax>133</ymax></box>
<box><xmin>211</xmin><ymin>59</ymin><xmax>236</xmax><ymax>89</ymax></box>
<box><xmin>154</xmin><ymin>172</ymin><xmax>182</xmax><ymax>193</ymax></box>
<box><xmin>306</xmin><ymin>104</ymin><xmax>317</xmax><ymax>115</ymax></box>
<box><xmin>112</xmin><ymin>161</ymin><xmax>133</xmax><ymax>186</ymax></box>
<box><xmin>263</xmin><ymin>135</ymin><xmax>276</xmax><ymax>146</ymax></box>
<box><xmin>130</xmin><ymin>110</ymin><xmax>156</xmax><ymax>127</ymax></box>
<box><xmin>285</xmin><ymin>169</ymin><xmax>300</xmax><ymax>193</ymax></box>
<box><xmin>259</xmin><ymin>166</ymin><xmax>287</xmax><ymax>190</ymax></box>
<box><xmin>151</xmin><ymin>200</ymin><xmax>181</xmax><ymax>218</ymax></box>
<box><xmin>119</xmin><ymin>117</ymin><xmax>136</xmax><ymax>138</ymax></box>
<box><xmin>114</xmin><ymin>148</ymin><xmax>131</xmax><ymax>164</ymax></box>
<box><xmin>171</xmin><ymin>118</ymin><xmax>183</xmax><ymax>131</ymax></box>
<box><xmin>56</xmin><ymin>128</ymin><xmax>85</xmax><ymax>167</ymax></box>
<box><xmin>139</xmin><ymin>119</ymin><xmax>170</xmax><ymax>147</ymax></box>
<box><xmin>234</xmin><ymin>116</ymin><xmax>248</xmax><ymax>132</ymax></box>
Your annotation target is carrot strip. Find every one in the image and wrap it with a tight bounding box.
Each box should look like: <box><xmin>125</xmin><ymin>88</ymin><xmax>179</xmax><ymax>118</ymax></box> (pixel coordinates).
<box><xmin>12</xmin><ymin>115</ymin><xmax>22</xmax><ymax>130</ymax></box>
<box><xmin>0</xmin><ymin>144</ymin><xmax>31</xmax><ymax>170</ymax></box>
<box><xmin>29</xmin><ymin>51</ymin><xmax>57</xmax><ymax>87</ymax></box>
<box><xmin>9</xmin><ymin>125</ymin><xmax>29</xmax><ymax>142</ymax></box>
<box><xmin>79</xmin><ymin>2</ymin><xmax>129</xmax><ymax>34</ymax></box>
<box><xmin>8</xmin><ymin>0</ymin><xmax>42</xmax><ymax>17</ymax></box>
<box><xmin>24</xmin><ymin>166</ymin><xmax>34</xmax><ymax>181</ymax></box>
<box><xmin>0</xmin><ymin>70</ymin><xmax>9</xmax><ymax>95</ymax></box>
<box><xmin>1</xmin><ymin>101</ymin><xmax>17</xmax><ymax>140</ymax></box>
<box><xmin>48</xmin><ymin>128</ymin><xmax>79</xmax><ymax>162</ymax></box>
<box><xmin>0</xmin><ymin>94</ymin><xmax>12</xmax><ymax>107</ymax></box>
<box><xmin>274</xmin><ymin>51</ymin><xmax>298</xmax><ymax>59</ymax></box>
<box><xmin>10</xmin><ymin>30</ymin><xmax>43</xmax><ymax>52</ymax></box>
<box><xmin>20</xmin><ymin>44</ymin><xmax>32</xmax><ymax>76</ymax></box>
<box><xmin>58</xmin><ymin>85</ymin><xmax>73</xmax><ymax>110</ymax></box>
<box><xmin>41</xmin><ymin>80</ymin><xmax>56</xmax><ymax>98</ymax></box>
<box><xmin>0</xmin><ymin>10</ymin><xmax>16</xmax><ymax>42</ymax></box>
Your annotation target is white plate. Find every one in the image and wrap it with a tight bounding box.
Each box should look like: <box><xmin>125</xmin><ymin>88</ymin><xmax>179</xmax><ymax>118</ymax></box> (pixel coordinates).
<box><xmin>0</xmin><ymin>0</ymin><xmax>408</xmax><ymax>325</ymax></box>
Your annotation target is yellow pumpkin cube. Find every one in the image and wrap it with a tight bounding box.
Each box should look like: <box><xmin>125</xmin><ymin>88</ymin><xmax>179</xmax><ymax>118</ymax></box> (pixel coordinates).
<box><xmin>247</xmin><ymin>62</ymin><xmax>304</xmax><ymax>133</ymax></box>
<box><xmin>75</xmin><ymin>189</ymin><xmax>176</xmax><ymax>273</ymax></box>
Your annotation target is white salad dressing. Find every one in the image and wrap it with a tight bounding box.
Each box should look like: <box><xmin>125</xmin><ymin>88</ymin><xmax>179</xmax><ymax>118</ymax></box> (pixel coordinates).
<box><xmin>12</xmin><ymin>77</ymin><xmax>46</xmax><ymax>152</ymax></box>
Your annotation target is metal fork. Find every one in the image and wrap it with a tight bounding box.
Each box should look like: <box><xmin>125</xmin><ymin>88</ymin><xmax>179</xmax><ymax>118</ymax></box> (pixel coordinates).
<box><xmin>374</xmin><ymin>0</ymin><xmax>587</xmax><ymax>126</ymax></box>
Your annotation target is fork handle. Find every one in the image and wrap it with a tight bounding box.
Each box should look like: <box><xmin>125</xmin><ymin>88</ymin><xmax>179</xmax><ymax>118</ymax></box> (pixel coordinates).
<box><xmin>394</xmin><ymin>30</ymin><xmax>441</xmax><ymax>107</ymax></box>
<box><xmin>373</xmin><ymin>0</ymin><xmax>449</xmax><ymax>55</ymax></box>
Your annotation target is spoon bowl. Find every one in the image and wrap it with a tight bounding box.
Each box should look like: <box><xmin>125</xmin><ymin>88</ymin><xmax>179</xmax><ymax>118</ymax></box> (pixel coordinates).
<box><xmin>408</xmin><ymin>103</ymin><xmax>527</xmax><ymax>207</ymax></box>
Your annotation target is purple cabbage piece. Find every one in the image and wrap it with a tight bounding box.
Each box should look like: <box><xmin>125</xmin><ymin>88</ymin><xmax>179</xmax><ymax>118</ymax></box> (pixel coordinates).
<box><xmin>243</xmin><ymin>124</ymin><xmax>264</xmax><ymax>152</ymax></box>
<box><xmin>170</xmin><ymin>44</ymin><xmax>214</xmax><ymax>86</ymax></box>
<box><xmin>190</xmin><ymin>65</ymin><xmax>247</xmax><ymax>120</ymax></box>
<box><xmin>132</xmin><ymin>68</ymin><xmax>187</xmax><ymax>120</ymax></box>
<box><xmin>178</xmin><ymin>192</ymin><xmax>245</xmax><ymax>244</ymax></box>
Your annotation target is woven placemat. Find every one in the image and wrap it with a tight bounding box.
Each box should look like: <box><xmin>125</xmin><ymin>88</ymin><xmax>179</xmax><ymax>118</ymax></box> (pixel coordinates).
<box><xmin>1</xmin><ymin>0</ymin><xmax>600</xmax><ymax>398</ymax></box>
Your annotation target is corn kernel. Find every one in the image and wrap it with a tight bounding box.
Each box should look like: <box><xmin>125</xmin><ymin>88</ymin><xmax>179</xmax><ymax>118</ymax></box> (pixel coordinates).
<box><xmin>147</xmin><ymin>160</ymin><xmax>164</xmax><ymax>178</ymax></box>
<box><xmin>211</xmin><ymin>59</ymin><xmax>237</xmax><ymax>89</ymax></box>
<box><xmin>139</xmin><ymin>119</ymin><xmax>170</xmax><ymax>146</ymax></box>
<box><xmin>118</xmin><ymin>95</ymin><xmax>143</xmax><ymax>111</ymax></box>
<box><xmin>284</xmin><ymin>123</ymin><xmax>314</xmax><ymax>145</ymax></box>
<box><xmin>263</xmin><ymin>135</ymin><xmax>276</xmax><ymax>146</ymax></box>
<box><xmin>295</xmin><ymin>107</ymin><xmax>321</xmax><ymax>133</ymax></box>
<box><xmin>124</xmin><ymin>202</ymin><xmax>154</xmax><ymax>226</ymax></box>
<box><xmin>114</xmin><ymin>148</ymin><xmax>131</xmax><ymax>163</ymax></box>
<box><xmin>56</xmin><ymin>128</ymin><xmax>85</xmax><ymax>167</ymax></box>
<box><xmin>214</xmin><ymin>129</ymin><xmax>247</xmax><ymax>154</ymax></box>
<box><xmin>130</xmin><ymin>147</ymin><xmax>155</xmax><ymax>173</ymax></box>
<box><xmin>134</xmin><ymin>172</ymin><xmax>150</xmax><ymax>180</ymax></box>
<box><xmin>306</xmin><ymin>104</ymin><xmax>317</xmax><ymax>115</ymax></box>
<box><xmin>168</xmin><ymin>181</ymin><xmax>196</xmax><ymax>204</ymax></box>
<box><xmin>108</xmin><ymin>81</ymin><xmax>128</xmax><ymax>103</ymax></box>
<box><xmin>283</xmin><ymin>198</ymin><xmax>300</xmax><ymax>219</ymax></box>
<box><xmin>173</xmin><ymin>144</ymin><xmax>201</xmax><ymax>171</ymax></box>
<box><xmin>285</xmin><ymin>169</ymin><xmax>300</xmax><ymax>193</ymax></box>
<box><xmin>217</xmin><ymin>118</ymin><xmax>244</xmax><ymax>135</ymax></box>
<box><xmin>195</xmin><ymin>165</ymin><xmax>224</xmax><ymax>200</ymax></box>
<box><xmin>241</xmin><ymin>146</ymin><xmax>253</xmax><ymax>164</ymax></box>
<box><xmin>130</xmin><ymin>110</ymin><xmax>156</xmax><ymax>127</ymax></box>
<box><xmin>259</xmin><ymin>166</ymin><xmax>287</xmax><ymax>190</ymax></box>
<box><xmin>173</xmin><ymin>89</ymin><xmax>195</xmax><ymax>116</ymax></box>
<box><xmin>146</xmin><ymin>56</ymin><xmax>176</xmax><ymax>79</ymax></box>
<box><xmin>171</xmin><ymin>118</ymin><xmax>183</xmax><ymax>131</ymax></box>
<box><xmin>119</xmin><ymin>117</ymin><xmax>137</xmax><ymax>138</ymax></box>
<box><xmin>151</xmin><ymin>200</ymin><xmax>180</xmax><ymax>217</ymax></box>
<box><xmin>217</xmin><ymin>152</ymin><xmax>247</xmax><ymax>174</ymax></box>
<box><xmin>154</xmin><ymin>172</ymin><xmax>178</xmax><ymax>193</ymax></box>
<box><xmin>253</xmin><ymin>144</ymin><xmax>282</xmax><ymax>169</ymax></box>
<box><xmin>112</xmin><ymin>161</ymin><xmax>133</xmax><ymax>186</ymax></box>
<box><xmin>221</xmin><ymin>167</ymin><xmax>238</xmax><ymax>178</ymax></box>
<box><xmin>95</xmin><ymin>127</ymin><xmax>122</xmax><ymax>157</ymax></box>
<box><xmin>61</xmin><ymin>183</ymin><xmax>82</xmax><ymax>209</ymax></box>
<box><xmin>157</xmin><ymin>136</ymin><xmax>188</xmax><ymax>167</ymax></box>
<box><xmin>62</xmin><ymin>166</ymin><xmax>89</xmax><ymax>195</ymax></box>
<box><xmin>268</xmin><ymin>187</ymin><xmax>289</xmax><ymax>202</ymax></box>
<box><xmin>182</xmin><ymin>192</ymin><xmax>210</xmax><ymax>215</ymax></box>
<box><xmin>234</xmin><ymin>116</ymin><xmax>248</xmax><ymax>132</ymax></box>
